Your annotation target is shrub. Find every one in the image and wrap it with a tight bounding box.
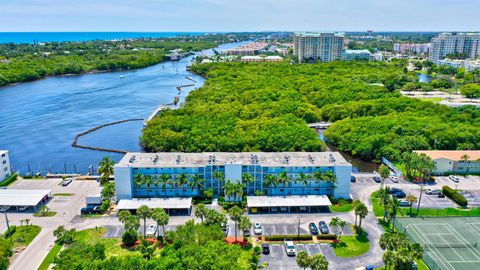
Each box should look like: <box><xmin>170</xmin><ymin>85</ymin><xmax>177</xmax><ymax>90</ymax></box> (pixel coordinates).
<box><xmin>264</xmin><ymin>234</ymin><xmax>313</xmax><ymax>241</ymax></box>
<box><xmin>442</xmin><ymin>186</ymin><xmax>468</xmax><ymax>207</ymax></box>
<box><xmin>122</xmin><ymin>230</ymin><xmax>138</xmax><ymax>246</ymax></box>
<box><xmin>99</xmin><ymin>199</ymin><xmax>110</xmax><ymax>213</ymax></box>
<box><xmin>0</xmin><ymin>173</ymin><xmax>17</xmax><ymax>187</ymax></box>
<box><xmin>3</xmin><ymin>225</ymin><xmax>16</xmax><ymax>238</ymax></box>
<box><xmin>192</xmin><ymin>196</ymin><xmax>212</xmax><ymax>205</ymax></box>
<box><xmin>317</xmin><ymin>234</ymin><xmax>338</xmax><ymax>240</ymax></box>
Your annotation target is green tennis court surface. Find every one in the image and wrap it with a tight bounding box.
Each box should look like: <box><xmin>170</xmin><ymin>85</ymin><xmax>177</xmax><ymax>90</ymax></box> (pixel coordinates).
<box><xmin>397</xmin><ymin>217</ymin><xmax>480</xmax><ymax>270</ymax></box>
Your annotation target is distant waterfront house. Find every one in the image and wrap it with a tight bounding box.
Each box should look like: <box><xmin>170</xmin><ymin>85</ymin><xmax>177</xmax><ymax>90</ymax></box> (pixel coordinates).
<box><xmin>414</xmin><ymin>150</ymin><xmax>480</xmax><ymax>175</ymax></box>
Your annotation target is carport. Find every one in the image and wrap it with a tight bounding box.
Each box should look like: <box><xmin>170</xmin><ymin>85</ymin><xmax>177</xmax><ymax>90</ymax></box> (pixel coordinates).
<box><xmin>247</xmin><ymin>195</ymin><xmax>332</xmax><ymax>214</ymax></box>
<box><xmin>0</xmin><ymin>189</ymin><xmax>52</xmax><ymax>211</ymax></box>
<box><xmin>117</xmin><ymin>197</ymin><xmax>192</xmax><ymax>215</ymax></box>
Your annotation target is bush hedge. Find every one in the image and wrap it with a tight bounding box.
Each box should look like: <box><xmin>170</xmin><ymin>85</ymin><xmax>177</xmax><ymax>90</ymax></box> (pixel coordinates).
<box><xmin>264</xmin><ymin>234</ymin><xmax>313</xmax><ymax>241</ymax></box>
<box><xmin>442</xmin><ymin>185</ymin><xmax>468</xmax><ymax>207</ymax></box>
<box><xmin>0</xmin><ymin>173</ymin><xmax>17</xmax><ymax>187</ymax></box>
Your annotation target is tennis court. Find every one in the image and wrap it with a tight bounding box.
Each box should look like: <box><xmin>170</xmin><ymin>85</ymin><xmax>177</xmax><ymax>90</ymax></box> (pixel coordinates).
<box><xmin>396</xmin><ymin>217</ymin><xmax>480</xmax><ymax>270</ymax></box>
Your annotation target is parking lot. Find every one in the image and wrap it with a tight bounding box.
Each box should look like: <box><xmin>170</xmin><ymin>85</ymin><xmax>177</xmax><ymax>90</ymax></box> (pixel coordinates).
<box><xmin>260</xmin><ymin>243</ymin><xmax>325</xmax><ymax>270</ymax></box>
<box><xmin>103</xmin><ymin>224</ymin><xmax>179</xmax><ymax>238</ymax></box>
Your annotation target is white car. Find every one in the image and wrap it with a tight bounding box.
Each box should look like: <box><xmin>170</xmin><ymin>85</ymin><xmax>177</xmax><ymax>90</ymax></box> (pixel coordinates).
<box><xmin>254</xmin><ymin>222</ymin><xmax>263</xmax><ymax>235</ymax></box>
<box><xmin>449</xmin><ymin>175</ymin><xmax>459</xmax><ymax>183</ymax></box>
<box><xmin>221</xmin><ymin>222</ymin><xmax>229</xmax><ymax>236</ymax></box>
<box><xmin>146</xmin><ymin>224</ymin><xmax>157</xmax><ymax>236</ymax></box>
<box><xmin>389</xmin><ymin>176</ymin><xmax>399</xmax><ymax>183</ymax></box>
<box><xmin>425</xmin><ymin>189</ymin><xmax>441</xmax><ymax>195</ymax></box>
<box><xmin>284</xmin><ymin>239</ymin><xmax>296</xmax><ymax>256</ymax></box>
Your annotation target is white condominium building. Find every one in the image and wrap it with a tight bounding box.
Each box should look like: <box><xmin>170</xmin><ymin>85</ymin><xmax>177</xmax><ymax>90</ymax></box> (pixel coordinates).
<box><xmin>430</xmin><ymin>33</ymin><xmax>480</xmax><ymax>61</ymax></box>
<box><xmin>0</xmin><ymin>150</ymin><xmax>12</xmax><ymax>183</ymax></box>
<box><xmin>293</xmin><ymin>32</ymin><xmax>345</xmax><ymax>63</ymax></box>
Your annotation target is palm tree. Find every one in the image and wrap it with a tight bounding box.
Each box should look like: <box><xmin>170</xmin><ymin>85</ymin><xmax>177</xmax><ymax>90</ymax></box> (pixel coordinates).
<box><xmin>352</xmin><ymin>199</ymin><xmax>360</xmax><ymax>227</ymax></box>
<box><xmin>277</xmin><ymin>171</ymin><xmax>291</xmax><ymax>195</ymax></box>
<box><xmin>143</xmin><ymin>175</ymin><xmax>154</xmax><ymax>197</ymax></box>
<box><xmin>296</xmin><ymin>250</ymin><xmax>311</xmax><ymax>270</ymax></box>
<box><xmin>151</xmin><ymin>208</ymin><xmax>169</xmax><ymax>237</ymax></box>
<box><xmin>355</xmin><ymin>202</ymin><xmax>368</xmax><ymax>234</ymax></box>
<box><xmin>134</xmin><ymin>173</ymin><xmax>144</xmax><ymax>197</ymax></box>
<box><xmin>242</xmin><ymin>173</ymin><xmax>254</xmax><ymax>195</ymax></box>
<box><xmin>263</xmin><ymin>174</ymin><xmax>276</xmax><ymax>195</ymax></box>
<box><xmin>322</xmin><ymin>170</ymin><xmax>337</xmax><ymax>196</ymax></box>
<box><xmin>406</xmin><ymin>193</ymin><xmax>417</xmax><ymax>216</ymax></box>
<box><xmin>118</xmin><ymin>209</ymin><xmax>132</xmax><ymax>224</ymax></box>
<box><xmin>223</xmin><ymin>180</ymin><xmax>235</xmax><ymax>201</ymax></box>
<box><xmin>379</xmin><ymin>187</ymin><xmax>391</xmax><ymax>222</ymax></box>
<box><xmin>232</xmin><ymin>183</ymin><xmax>245</xmax><ymax>202</ymax></box>
<box><xmin>213</xmin><ymin>171</ymin><xmax>225</xmax><ymax>195</ymax></box>
<box><xmin>189</xmin><ymin>174</ymin><xmax>205</xmax><ymax>195</ymax></box>
<box><xmin>138</xmin><ymin>239</ymin><xmax>156</xmax><ymax>260</ymax></box>
<box><xmin>461</xmin><ymin>154</ymin><xmax>470</xmax><ymax>173</ymax></box>
<box><xmin>177</xmin><ymin>173</ymin><xmax>189</xmax><ymax>196</ymax></box>
<box><xmin>388</xmin><ymin>197</ymin><xmax>400</xmax><ymax>233</ymax></box>
<box><xmin>379</xmin><ymin>164</ymin><xmax>390</xmax><ymax>190</ymax></box>
<box><xmin>312</xmin><ymin>170</ymin><xmax>324</xmax><ymax>193</ymax></box>
<box><xmin>98</xmin><ymin>156</ymin><xmax>115</xmax><ymax>185</ymax></box>
<box><xmin>229</xmin><ymin>206</ymin><xmax>243</xmax><ymax>242</ymax></box>
<box><xmin>329</xmin><ymin>217</ymin><xmax>347</xmax><ymax>240</ymax></box>
<box><xmin>310</xmin><ymin>253</ymin><xmax>328</xmax><ymax>270</ymax></box>
<box><xmin>159</xmin><ymin>174</ymin><xmax>171</xmax><ymax>196</ymax></box>
<box><xmin>296</xmin><ymin>172</ymin><xmax>309</xmax><ymax>195</ymax></box>
<box><xmin>137</xmin><ymin>205</ymin><xmax>151</xmax><ymax>237</ymax></box>
<box><xmin>239</xmin><ymin>215</ymin><xmax>252</xmax><ymax>241</ymax></box>
<box><xmin>382</xmin><ymin>250</ymin><xmax>396</xmax><ymax>270</ymax></box>
<box><xmin>194</xmin><ymin>203</ymin><xmax>207</xmax><ymax>222</ymax></box>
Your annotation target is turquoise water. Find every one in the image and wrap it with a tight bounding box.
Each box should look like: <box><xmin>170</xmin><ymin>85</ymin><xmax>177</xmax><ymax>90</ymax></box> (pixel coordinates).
<box><xmin>0</xmin><ymin>32</ymin><xmax>209</xmax><ymax>44</ymax></box>
<box><xmin>0</xmin><ymin>41</ymin><xmax>246</xmax><ymax>174</ymax></box>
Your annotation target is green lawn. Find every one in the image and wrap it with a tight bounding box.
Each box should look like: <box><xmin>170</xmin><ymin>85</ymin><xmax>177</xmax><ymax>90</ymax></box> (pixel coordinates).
<box><xmin>76</xmin><ymin>227</ymin><xmax>138</xmax><ymax>257</ymax></box>
<box><xmin>38</xmin><ymin>242</ymin><xmax>63</xmax><ymax>270</ymax></box>
<box><xmin>331</xmin><ymin>234</ymin><xmax>370</xmax><ymax>258</ymax></box>
<box><xmin>9</xmin><ymin>225</ymin><xmax>41</xmax><ymax>248</ymax></box>
<box><xmin>418</xmin><ymin>97</ymin><xmax>443</xmax><ymax>103</ymax></box>
<box><xmin>330</xmin><ymin>202</ymin><xmax>354</xmax><ymax>212</ymax></box>
<box><xmin>376</xmin><ymin>259</ymin><xmax>429</xmax><ymax>270</ymax></box>
<box><xmin>53</xmin><ymin>193</ymin><xmax>73</xmax><ymax>196</ymax></box>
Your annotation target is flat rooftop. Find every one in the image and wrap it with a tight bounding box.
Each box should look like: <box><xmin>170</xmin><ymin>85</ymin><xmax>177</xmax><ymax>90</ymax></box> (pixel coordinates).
<box><xmin>116</xmin><ymin>152</ymin><xmax>350</xmax><ymax>168</ymax></box>
<box><xmin>247</xmin><ymin>195</ymin><xmax>331</xmax><ymax>208</ymax></box>
<box><xmin>0</xmin><ymin>189</ymin><xmax>51</xmax><ymax>207</ymax></box>
<box><xmin>117</xmin><ymin>197</ymin><xmax>192</xmax><ymax>210</ymax></box>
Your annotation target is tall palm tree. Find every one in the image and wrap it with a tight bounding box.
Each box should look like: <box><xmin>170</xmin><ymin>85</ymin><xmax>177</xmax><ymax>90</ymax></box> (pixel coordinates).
<box><xmin>355</xmin><ymin>202</ymin><xmax>368</xmax><ymax>234</ymax></box>
<box><xmin>143</xmin><ymin>175</ymin><xmax>154</xmax><ymax>197</ymax></box>
<box><xmin>277</xmin><ymin>171</ymin><xmax>291</xmax><ymax>195</ymax></box>
<box><xmin>137</xmin><ymin>205</ymin><xmax>151</xmax><ymax>237</ymax></box>
<box><xmin>296</xmin><ymin>172</ymin><xmax>309</xmax><ymax>195</ymax></box>
<box><xmin>312</xmin><ymin>170</ymin><xmax>324</xmax><ymax>193</ymax></box>
<box><xmin>98</xmin><ymin>156</ymin><xmax>115</xmax><ymax>185</ymax></box>
<box><xmin>229</xmin><ymin>206</ymin><xmax>243</xmax><ymax>242</ymax></box>
<box><xmin>151</xmin><ymin>208</ymin><xmax>169</xmax><ymax>237</ymax></box>
<box><xmin>159</xmin><ymin>174</ymin><xmax>171</xmax><ymax>196</ymax></box>
<box><xmin>322</xmin><ymin>170</ymin><xmax>336</xmax><ymax>196</ymax></box>
<box><xmin>213</xmin><ymin>171</ymin><xmax>225</xmax><ymax>195</ymax></box>
<box><xmin>177</xmin><ymin>173</ymin><xmax>189</xmax><ymax>197</ymax></box>
<box><xmin>189</xmin><ymin>174</ymin><xmax>205</xmax><ymax>195</ymax></box>
<box><xmin>134</xmin><ymin>173</ymin><xmax>144</xmax><ymax>197</ymax></box>
<box><xmin>406</xmin><ymin>193</ymin><xmax>417</xmax><ymax>216</ymax></box>
<box><xmin>223</xmin><ymin>180</ymin><xmax>235</xmax><ymax>201</ymax></box>
<box><xmin>194</xmin><ymin>203</ymin><xmax>207</xmax><ymax>222</ymax></box>
<box><xmin>232</xmin><ymin>183</ymin><xmax>245</xmax><ymax>202</ymax></box>
<box><xmin>242</xmin><ymin>173</ymin><xmax>254</xmax><ymax>195</ymax></box>
<box><xmin>263</xmin><ymin>174</ymin><xmax>276</xmax><ymax>195</ymax></box>
<box><xmin>379</xmin><ymin>187</ymin><xmax>391</xmax><ymax>222</ymax></box>
<box><xmin>379</xmin><ymin>164</ymin><xmax>390</xmax><ymax>190</ymax></box>
<box><xmin>310</xmin><ymin>253</ymin><xmax>328</xmax><ymax>270</ymax></box>
<box><xmin>239</xmin><ymin>215</ymin><xmax>252</xmax><ymax>241</ymax></box>
<box><xmin>388</xmin><ymin>197</ymin><xmax>400</xmax><ymax>233</ymax></box>
<box><xmin>296</xmin><ymin>250</ymin><xmax>311</xmax><ymax>270</ymax></box>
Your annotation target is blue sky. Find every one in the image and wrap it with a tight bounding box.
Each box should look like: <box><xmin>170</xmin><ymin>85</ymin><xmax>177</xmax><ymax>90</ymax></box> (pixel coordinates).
<box><xmin>0</xmin><ymin>0</ymin><xmax>478</xmax><ymax>32</ymax></box>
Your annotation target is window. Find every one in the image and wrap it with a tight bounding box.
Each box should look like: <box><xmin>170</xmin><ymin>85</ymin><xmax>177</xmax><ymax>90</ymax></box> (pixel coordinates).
<box><xmin>3</xmin><ymin>167</ymin><xmax>7</xmax><ymax>172</ymax></box>
<box><xmin>1</xmin><ymin>154</ymin><xmax>5</xmax><ymax>157</ymax></box>
<box><xmin>2</xmin><ymin>161</ymin><xmax>5</xmax><ymax>164</ymax></box>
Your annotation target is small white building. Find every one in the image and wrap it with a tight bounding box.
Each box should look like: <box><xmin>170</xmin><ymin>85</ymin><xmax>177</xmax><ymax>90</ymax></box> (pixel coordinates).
<box><xmin>0</xmin><ymin>150</ymin><xmax>12</xmax><ymax>183</ymax></box>
<box><xmin>414</xmin><ymin>150</ymin><xmax>480</xmax><ymax>175</ymax></box>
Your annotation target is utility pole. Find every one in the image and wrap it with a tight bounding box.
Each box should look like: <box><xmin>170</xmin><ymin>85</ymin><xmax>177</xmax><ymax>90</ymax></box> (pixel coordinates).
<box><xmin>297</xmin><ymin>216</ymin><xmax>301</xmax><ymax>240</ymax></box>
<box><xmin>416</xmin><ymin>183</ymin><xmax>424</xmax><ymax>216</ymax></box>
<box><xmin>4</xmin><ymin>211</ymin><xmax>12</xmax><ymax>243</ymax></box>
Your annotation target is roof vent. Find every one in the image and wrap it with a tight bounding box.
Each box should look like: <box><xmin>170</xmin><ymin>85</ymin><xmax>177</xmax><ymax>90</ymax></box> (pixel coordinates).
<box><xmin>129</xmin><ymin>155</ymin><xmax>136</xmax><ymax>163</ymax></box>
<box><xmin>176</xmin><ymin>155</ymin><xmax>181</xmax><ymax>164</ymax></box>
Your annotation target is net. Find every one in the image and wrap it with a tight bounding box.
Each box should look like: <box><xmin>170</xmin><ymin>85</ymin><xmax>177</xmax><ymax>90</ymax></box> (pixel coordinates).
<box><xmin>424</xmin><ymin>243</ymin><xmax>478</xmax><ymax>249</ymax></box>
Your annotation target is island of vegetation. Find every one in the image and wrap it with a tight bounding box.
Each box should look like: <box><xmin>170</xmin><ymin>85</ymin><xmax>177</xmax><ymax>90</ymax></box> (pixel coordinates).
<box><xmin>142</xmin><ymin>60</ymin><xmax>480</xmax><ymax>163</ymax></box>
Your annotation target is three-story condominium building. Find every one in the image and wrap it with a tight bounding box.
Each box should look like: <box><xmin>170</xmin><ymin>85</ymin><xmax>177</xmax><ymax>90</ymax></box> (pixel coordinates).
<box><xmin>114</xmin><ymin>152</ymin><xmax>352</xmax><ymax>201</ymax></box>
<box><xmin>293</xmin><ymin>32</ymin><xmax>345</xmax><ymax>63</ymax></box>
<box><xmin>430</xmin><ymin>33</ymin><xmax>480</xmax><ymax>61</ymax></box>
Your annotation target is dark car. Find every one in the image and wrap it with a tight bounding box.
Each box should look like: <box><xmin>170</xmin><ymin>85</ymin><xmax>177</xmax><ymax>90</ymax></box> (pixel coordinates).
<box><xmin>351</xmin><ymin>175</ymin><xmax>356</xmax><ymax>182</ymax></box>
<box><xmin>80</xmin><ymin>205</ymin><xmax>101</xmax><ymax>215</ymax></box>
<box><xmin>392</xmin><ymin>191</ymin><xmax>406</xmax><ymax>199</ymax></box>
<box><xmin>438</xmin><ymin>193</ymin><xmax>445</xmax><ymax>198</ymax></box>
<box><xmin>318</xmin><ymin>221</ymin><xmax>329</xmax><ymax>234</ymax></box>
<box><xmin>309</xmin><ymin>223</ymin><xmax>319</xmax><ymax>235</ymax></box>
<box><xmin>388</xmin><ymin>188</ymin><xmax>403</xmax><ymax>194</ymax></box>
<box><xmin>262</xmin><ymin>243</ymin><xmax>270</xmax><ymax>255</ymax></box>
<box><xmin>373</xmin><ymin>176</ymin><xmax>381</xmax><ymax>183</ymax></box>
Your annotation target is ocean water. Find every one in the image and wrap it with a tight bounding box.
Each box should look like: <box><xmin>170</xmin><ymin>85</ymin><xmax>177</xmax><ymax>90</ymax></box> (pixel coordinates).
<box><xmin>0</xmin><ymin>32</ymin><xmax>209</xmax><ymax>44</ymax></box>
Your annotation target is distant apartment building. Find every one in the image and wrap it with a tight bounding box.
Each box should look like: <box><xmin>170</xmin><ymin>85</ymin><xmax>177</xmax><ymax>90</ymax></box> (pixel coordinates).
<box><xmin>414</xmin><ymin>150</ymin><xmax>480</xmax><ymax>175</ymax></box>
<box><xmin>436</xmin><ymin>59</ymin><xmax>480</xmax><ymax>72</ymax></box>
<box><xmin>114</xmin><ymin>152</ymin><xmax>352</xmax><ymax>200</ymax></box>
<box><xmin>0</xmin><ymin>150</ymin><xmax>12</xmax><ymax>183</ymax></box>
<box><xmin>293</xmin><ymin>32</ymin><xmax>345</xmax><ymax>62</ymax></box>
<box><xmin>341</xmin><ymin>49</ymin><xmax>373</xmax><ymax>61</ymax></box>
<box><xmin>429</xmin><ymin>33</ymin><xmax>480</xmax><ymax>61</ymax></box>
<box><xmin>240</xmin><ymin>56</ymin><xmax>283</xmax><ymax>62</ymax></box>
<box><xmin>393</xmin><ymin>43</ymin><xmax>431</xmax><ymax>55</ymax></box>
<box><xmin>226</xmin><ymin>42</ymin><xmax>269</xmax><ymax>56</ymax></box>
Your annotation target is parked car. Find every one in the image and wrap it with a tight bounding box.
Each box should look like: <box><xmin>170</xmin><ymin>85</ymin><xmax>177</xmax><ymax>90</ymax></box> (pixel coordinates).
<box><xmin>243</xmin><ymin>228</ymin><xmax>251</xmax><ymax>237</ymax></box>
<box><xmin>61</xmin><ymin>177</ymin><xmax>73</xmax><ymax>186</ymax></box>
<box><xmin>309</xmin><ymin>222</ymin><xmax>319</xmax><ymax>235</ymax></box>
<box><xmin>253</xmin><ymin>222</ymin><xmax>262</xmax><ymax>235</ymax></box>
<box><xmin>80</xmin><ymin>205</ymin><xmax>100</xmax><ymax>215</ymax></box>
<box><xmin>373</xmin><ymin>176</ymin><xmax>381</xmax><ymax>183</ymax></box>
<box><xmin>284</xmin><ymin>239</ymin><xmax>296</xmax><ymax>256</ymax></box>
<box><xmin>399</xmin><ymin>200</ymin><xmax>411</xmax><ymax>207</ymax></box>
<box><xmin>351</xmin><ymin>175</ymin><xmax>356</xmax><ymax>182</ymax></box>
<box><xmin>438</xmin><ymin>193</ymin><xmax>445</xmax><ymax>198</ymax></box>
<box><xmin>389</xmin><ymin>176</ymin><xmax>399</xmax><ymax>183</ymax></box>
<box><xmin>426</xmin><ymin>189</ymin><xmax>441</xmax><ymax>195</ymax></box>
<box><xmin>449</xmin><ymin>175</ymin><xmax>459</xmax><ymax>183</ymax></box>
<box><xmin>262</xmin><ymin>243</ymin><xmax>270</xmax><ymax>255</ymax></box>
<box><xmin>392</xmin><ymin>191</ymin><xmax>406</xmax><ymax>199</ymax></box>
<box><xmin>221</xmin><ymin>223</ymin><xmax>229</xmax><ymax>236</ymax></box>
<box><xmin>318</xmin><ymin>221</ymin><xmax>329</xmax><ymax>234</ymax></box>
<box><xmin>146</xmin><ymin>224</ymin><xmax>157</xmax><ymax>236</ymax></box>
<box><xmin>388</xmin><ymin>188</ymin><xmax>403</xmax><ymax>194</ymax></box>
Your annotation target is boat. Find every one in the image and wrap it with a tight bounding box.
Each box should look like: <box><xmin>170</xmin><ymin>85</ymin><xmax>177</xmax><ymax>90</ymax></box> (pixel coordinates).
<box><xmin>120</xmin><ymin>75</ymin><xmax>125</xmax><ymax>78</ymax></box>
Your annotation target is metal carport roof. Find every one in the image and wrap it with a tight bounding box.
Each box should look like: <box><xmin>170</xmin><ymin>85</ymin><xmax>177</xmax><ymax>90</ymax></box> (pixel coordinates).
<box><xmin>247</xmin><ymin>195</ymin><xmax>332</xmax><ymax>208</ymax></box>
<box><xmin>117</xmin><ymin>197</ymin><xmax>192</xmax><ymax>210</ymax></box>
<box><xmin>0</xmin><ymin>189</ymin><xmax>52</xmax><ymax>207</ymax></box>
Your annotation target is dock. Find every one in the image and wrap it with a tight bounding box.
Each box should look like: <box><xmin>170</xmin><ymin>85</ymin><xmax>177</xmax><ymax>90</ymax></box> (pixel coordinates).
<box><xmin>307</xmin><ymin>122</ymin><xmax>332</xmax><ymax>130</ymax></box>
<box><xmin>144</xmin><ymin>105</ymin><xmax>169</xmax><ymax>126</ymax></box>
